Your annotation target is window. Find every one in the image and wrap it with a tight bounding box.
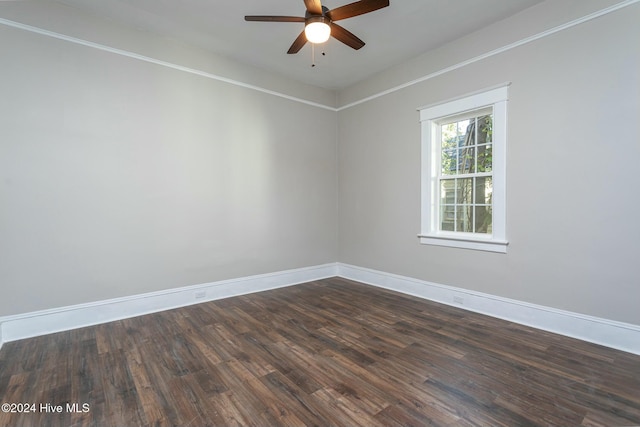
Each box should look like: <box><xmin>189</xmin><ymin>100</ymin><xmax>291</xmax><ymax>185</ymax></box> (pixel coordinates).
<box><xmin>418</xmin><ymin>85</ymin><xmax>508</xmax><ymax>252</ymax></box>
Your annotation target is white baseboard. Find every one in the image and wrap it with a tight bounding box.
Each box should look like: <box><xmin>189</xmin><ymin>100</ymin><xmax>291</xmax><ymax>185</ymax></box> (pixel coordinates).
<box><xmin>2</xmin><ymin>262</ymin><xmax>639</xmax><ymax>356</ymax></box>
<box><xmin>0</xmin><ymin>263</ymin><xmax>338</xmax><ymax>346</ymax></box>
<box><xmin>337</xmin><ymin>263</ymin><xmax>640</xmax><ymax>355</ymax></box>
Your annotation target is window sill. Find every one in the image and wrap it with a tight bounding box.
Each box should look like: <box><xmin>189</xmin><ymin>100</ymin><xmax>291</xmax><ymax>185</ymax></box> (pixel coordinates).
<box><xmin>418</xmin><ymin>234</ymin><xmax>508</xmax><ymax>253</ymax></box>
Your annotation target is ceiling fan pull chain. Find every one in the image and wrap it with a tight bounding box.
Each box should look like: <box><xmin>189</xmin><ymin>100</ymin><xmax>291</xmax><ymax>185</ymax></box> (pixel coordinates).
<box><xmin>311</xmin><ymin>43</ymin><xmax>316</xmax><ymax>67</ymax></box>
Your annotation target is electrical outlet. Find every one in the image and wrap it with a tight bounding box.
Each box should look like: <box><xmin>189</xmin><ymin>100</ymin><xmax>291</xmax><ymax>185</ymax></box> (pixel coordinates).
<box><xmin>195</xmin><ymin>291</ymin><xmax>206</xmax><ymax>299</ymax></box>
<box><xmin>453</xmin><ymin>296</ymin><xmax>464</xmax><ymax>304</ymax></box>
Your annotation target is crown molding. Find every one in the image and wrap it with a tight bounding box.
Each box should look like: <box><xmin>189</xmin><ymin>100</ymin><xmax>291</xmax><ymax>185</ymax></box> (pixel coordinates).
<box><xmin>0</xmin><ymin>17</ymin><xmax>338</xmax><ymax>112</ymax></box>
<box><xmin>2</xmin><ymin>0</ymin><xmax>639</xmax><ymax>112</ymax></box>
<box><xmin>336</xmin><ymin>0</ymin><xmax>640</xmax><ymax>110</ymax></box>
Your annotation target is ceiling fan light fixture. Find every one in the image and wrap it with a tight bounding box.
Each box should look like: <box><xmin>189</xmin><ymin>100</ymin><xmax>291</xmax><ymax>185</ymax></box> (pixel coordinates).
<box><xmin>304</xmin><ymin>17</ymin><xmax>331</xmax><ymax>44</ymax></box>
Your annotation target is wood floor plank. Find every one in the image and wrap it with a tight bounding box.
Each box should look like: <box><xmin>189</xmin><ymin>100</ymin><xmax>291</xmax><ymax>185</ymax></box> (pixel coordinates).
<box><xmin>1</xmin><ymin>277</ymin><xmax>639</xmax><ymax>426</ymax></box>
<box><xmin>242</xmin><ymin>376</ymin><xmax>307</xmax><ymax>427</ymax></box>
<box><xmin>310</xmin><ymin>387</ymin><xmax>381</xmax><ymax>426</ymax></box>
<box><xmin>259</xmin><ymin>371</ymin><xmax>338</xmax><ymax>427</ymax></box>
<box><xmin>270</xmin><ymin>340</ymin><xmax>329</xmax><ymax>395</ymax></box>
<box><xmin>99</xmin><ymin>348</ymin><xmax>147</xmax><ymax>427</ymax></box>
<box><xmin>213</xmin><ymin>364</ymin><xmax>281</xmax><ymax>426</ymax></box>
<box><xmin>126</xmin><ymin>345</ymin><xmax>168</xmax><ymax>426</ymax></box>
<box><xmin>166</xmin><ymin>374</ymin><xmax>227</xmax><ymax>427</ymax></box>
<box><xmin>208</xmin><ymin>391</ymin><xmax>252</xmax><ymax>427</ymax></box>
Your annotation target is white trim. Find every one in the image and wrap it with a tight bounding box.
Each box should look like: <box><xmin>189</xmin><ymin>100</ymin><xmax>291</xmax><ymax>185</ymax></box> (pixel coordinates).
<box><xmin>337</xmin><ymin>263</ymin><xmax>640</xmax><ymax>356</ymax></box>
<box><xmin>2</xmin><ymin>263</ymin><xmax>639</xmax><ymax>355</ymax></box>
<box><xmin>0</xmin><ymin>18</ymin><xmax>338</xmax><ymax>112</ymax></box>
<box><xmin>1</xmin><ymin>1</ymin><xmax>638</xmax><ymax>112</ymax></box>
<box><xmin>418</xmin><ymin>85</ymin><xmax>509</xmax><ymax>120</ymax></box>
<box><xmin>0</xmin><ymin>263</ymin><xmax>337</xmax><ymax>344</ymax></box>
<box><xmin>419</xmin><ymin>85</ymin><xmax>508</xmax><ymax>252</ymax></box>
<box><xmin>337</xmin><ymin>0</ymin><xmax>640</xmax><ymax>111</ymax></box>
<box><xmin>417</xmin><ymin>235</ymin><xmax>508</xmax><ymax>253</ymax></box>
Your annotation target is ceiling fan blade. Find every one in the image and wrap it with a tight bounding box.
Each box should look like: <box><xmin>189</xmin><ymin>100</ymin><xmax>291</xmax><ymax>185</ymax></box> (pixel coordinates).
<box><xmin>287</xmin><ymin>30</ymin><xmax>308</xmax><ymax>54</ymax></box>
<box><xmin>304</xmin><ymin>0</ymin><xmax>323</xmax><ymax>15</ymax></box>
<box><xmin>328</xmin><ymin>0</ymin><xmax>389</xmax><ymax>21</ymax></box>
<box><xmin>330</xmin><ymin>23</ymin><xmax>365</xmax><ymax>50</ymax></box>
<box><xmin>245</xmin><ymin>15</ymin><xmax>305</xmax><ymax>22</ymax></box>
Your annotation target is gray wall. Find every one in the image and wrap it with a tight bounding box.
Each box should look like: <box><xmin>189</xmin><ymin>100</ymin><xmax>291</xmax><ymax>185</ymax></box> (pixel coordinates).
<box><xmin>338</xmin><ymin>2</ymin><xmax>640</xmax><ymax>325</ymax></box>
<box><xmin>2</xmin><ymin>0</ymin><xmax>638</xmax><ymax>329</ymax></box>
<box><xmin>0</xmin><ymin>20</ymin><xmax>337</xmax><ymax>316</ymax></box>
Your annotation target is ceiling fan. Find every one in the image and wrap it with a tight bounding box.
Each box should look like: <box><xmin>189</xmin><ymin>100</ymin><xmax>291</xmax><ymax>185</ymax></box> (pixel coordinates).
<box><xmin>245</xmin><ymin>0</ymin><xmax>390</xmax><ymax>54</ymax></box>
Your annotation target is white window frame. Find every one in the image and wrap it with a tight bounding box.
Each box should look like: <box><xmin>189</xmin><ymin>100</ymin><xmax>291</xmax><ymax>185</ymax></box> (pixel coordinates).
<box><xmin>418</xmin><ymin>85</ymin><xmax>509</xmax><ymax>253</ymax></box>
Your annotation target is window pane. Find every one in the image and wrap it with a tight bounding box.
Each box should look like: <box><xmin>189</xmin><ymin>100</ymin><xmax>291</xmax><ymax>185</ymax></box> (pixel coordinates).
<box><xmin>441</xmin><ymin>149</ymin><xmax>457</xmax><ymax>175</ymax></box>
<box><xmin>474</xmin><ymin>176</ymin><xmax>493</xmax><ymax>204</ymax></box>
<box><xmin>440</xmin><ymin>179</ymin><xmax>456</xmax><ymax>204</ymax></box>
<box><xmin>474</xmin><ymin>205</ymin><xmax>492</xmax><ymax>234</ymax></box>
<box><xmin>478</xmin><ymin>115</ymin><xmax>493</xmax><ymax>143</ymax></box>
<box><xmin>465</xmin><ymin>119</ymin><xmax>476</xmax><ymax>146</ymax></box>
<box><xmin>441</xmin><ymin>119</ymin><xmax>467</xmax><ymax>176</ymax></box>
<box><xmin>441</xmin><ymin>130</ymin><xmax>459</xmax><ymax>149</ymax></box>
<box><xmin>439</xmin><ymin>178</ymin><xmax>493</xmax><ymax>233</ymax></box>
<box><xmin>441</xmin><ymin>121</ymin><xmax>466</xmax><ymax>148</ymax></box>
<box><xmin>460</xmin><ymin>146</ymin><xmax>475</xmax><ymax>173</ymax></box>
<box><xmin>440</xmin><ymin>205</ymin><xmax>455</xmax><ymax>231</ymax></box>
<box><xmin>456</xmin><ymin>205</ymin><xmax>473</xmax><ymax>233</ymax></box>
<box><xmin>440</xmin><ymin>114</ymin><xmax>493</xmax><ymax>176</ymax></box>
<box><xmin>456</xmin><ymin>178</ymin><xmax>473</xmax><ymax>205</ymax></box>
<box><xmin>477</xmin><ymin>143</ymin><xmax>492</xmax><ymax>172</ymax></box>
<box><xmin>435</xmin><ymin>108</ymin><xmax>496</xmax><ymax>236</ymax></box>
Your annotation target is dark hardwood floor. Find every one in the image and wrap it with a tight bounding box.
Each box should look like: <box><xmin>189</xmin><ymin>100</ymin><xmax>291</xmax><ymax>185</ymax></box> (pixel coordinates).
<box><xmin>1</xmin><ymin>277</ymin><xmax>639</xmax><ymax>427</ymax></box>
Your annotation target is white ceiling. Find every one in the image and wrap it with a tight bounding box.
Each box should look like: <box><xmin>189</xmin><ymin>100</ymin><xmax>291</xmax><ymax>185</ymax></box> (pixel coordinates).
<box><xmin>53</xmin><ymin>0</ymin><xmax>544</xmax><ymax>90</ymax></box>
